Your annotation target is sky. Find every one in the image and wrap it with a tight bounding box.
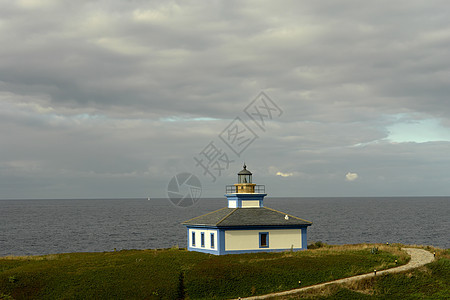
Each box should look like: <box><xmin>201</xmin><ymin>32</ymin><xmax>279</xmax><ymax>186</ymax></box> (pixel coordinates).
<box><xmin>1</xmin><ymin>0</ymin><xmax>450</xmax><ymax>199</ymax></box>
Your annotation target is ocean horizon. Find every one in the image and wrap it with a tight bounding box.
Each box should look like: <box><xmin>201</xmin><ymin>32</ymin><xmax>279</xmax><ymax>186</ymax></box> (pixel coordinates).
<box><xmin>1</xmin><ymin>196</ymin><xmax>448</xmax><ymax>256</ymax></box>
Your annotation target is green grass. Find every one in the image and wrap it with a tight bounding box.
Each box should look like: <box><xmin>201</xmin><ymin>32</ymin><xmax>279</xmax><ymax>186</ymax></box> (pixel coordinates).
<box><xmin>371</xmin><ymin>255</ymin><xmax>450</xmax><ymax>299</ymax></box>
<box><xmin>0</xmin><ymin>249</ymin><xmax>207</xmax><ymax>299</ymax></box>
<box><xmin>0</xmin><ymin>244</ymin><xmax>413</xmax><ymax>299</ymax></box>
<box><xmin>282</xmin><ymin>248</ymin><xmax>450</xmax><ymax>300</ymax></box>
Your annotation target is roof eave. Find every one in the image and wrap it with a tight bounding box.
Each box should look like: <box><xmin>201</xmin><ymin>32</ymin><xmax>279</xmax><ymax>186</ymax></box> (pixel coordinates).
<box><xmin>184</xmin><ymin>223</ymin><xmax>311</xmax><ymax>229</ymax></box>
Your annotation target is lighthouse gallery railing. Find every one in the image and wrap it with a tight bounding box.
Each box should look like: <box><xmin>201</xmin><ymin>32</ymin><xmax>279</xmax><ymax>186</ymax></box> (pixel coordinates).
<box><xmin>225</xmin><ymin>185</ymin><xmax>265</xmax><ymax>194</ymax></box>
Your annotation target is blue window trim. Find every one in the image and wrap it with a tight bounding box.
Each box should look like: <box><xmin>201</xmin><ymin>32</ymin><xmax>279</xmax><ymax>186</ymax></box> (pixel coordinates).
<box><xmin>201</xmin><ymin>232</ymin><xmax>205</xmax><ymax>247</ymax></box>
<box><xmin>259</xmin><ymin>232</ymin><xmax>269</xmax><ymax>248</ymax></box>
<box><xmin>210</xmin><ymin>233</ymin><xmax>215</xmax><ymax>249</ymax></box>
<box><xmin>192</xmin><ymin>231</ymin><xmax>196</xmax><ymax>247</ymax></box>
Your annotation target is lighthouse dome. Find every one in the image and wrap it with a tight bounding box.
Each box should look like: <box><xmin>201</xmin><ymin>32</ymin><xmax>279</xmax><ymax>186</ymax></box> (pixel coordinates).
<box><xmin>238</xmin><ymin>164</ymin><xmax>252</xmax><ymax>175</ymax></box>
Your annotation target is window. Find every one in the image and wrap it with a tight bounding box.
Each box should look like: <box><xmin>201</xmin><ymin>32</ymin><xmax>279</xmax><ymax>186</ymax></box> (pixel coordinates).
<box><xmin>210</xmin><ymin>233</ymin><xmax>215</xmax><ymax>249</ymax></box>
<box><xmin>192</xmin><ymin>232</ymin><xmax>196</xmax><ymax>247</ymax></box>
<box><xmin>259</xmin><ymin>232</ymin><xmax>269</xmax><ymax>248</ymax></box>
<box><xmin>201</xmin><ymin>232</ymin><xmax>205</xmax><ymax>247</ymax></box>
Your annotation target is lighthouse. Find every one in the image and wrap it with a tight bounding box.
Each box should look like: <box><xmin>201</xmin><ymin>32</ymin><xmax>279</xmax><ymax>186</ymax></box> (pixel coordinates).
<box><xmin>183</xmin><ymin>164</ymin><xmax>312</xmax><ymax>255</ymax></box>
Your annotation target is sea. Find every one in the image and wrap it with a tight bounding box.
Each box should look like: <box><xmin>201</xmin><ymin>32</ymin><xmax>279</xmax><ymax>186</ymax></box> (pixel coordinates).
<box><xmin>0</xmin><ymin>197</ymin><xmax>448</xmax><ymax>257</ymax></box>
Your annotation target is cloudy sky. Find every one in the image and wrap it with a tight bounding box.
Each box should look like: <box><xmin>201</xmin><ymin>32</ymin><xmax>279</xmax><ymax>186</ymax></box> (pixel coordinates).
<box><xmin>1</xmin><ymin>0</ymin><xmax>450</xmax><ymax>199</ymax></box>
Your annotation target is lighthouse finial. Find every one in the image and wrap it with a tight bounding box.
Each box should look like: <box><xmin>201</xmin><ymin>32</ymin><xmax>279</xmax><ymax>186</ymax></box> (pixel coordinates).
<box><xmin>243</xmin><ymin>162</ymin><xmax>246</xmax><ymax>169</ymax></box>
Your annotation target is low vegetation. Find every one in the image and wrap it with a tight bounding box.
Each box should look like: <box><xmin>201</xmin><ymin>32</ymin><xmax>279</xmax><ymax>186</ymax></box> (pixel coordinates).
<box><xmin>279</xmin><ymin>247</ymin><xmax>450</xmax><ymax>299</ymax></box>
<box><xmin>0</xmin><ymin>243</ymin><xmax>442</xmax><ymax>300</ymax></box>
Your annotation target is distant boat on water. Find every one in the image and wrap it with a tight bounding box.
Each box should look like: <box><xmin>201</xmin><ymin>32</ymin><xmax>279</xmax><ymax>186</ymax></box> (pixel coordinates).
<box><xmin>147</xmin><ymin>197</ymin><xmax>151</xmax><ymax>201</ymax></box>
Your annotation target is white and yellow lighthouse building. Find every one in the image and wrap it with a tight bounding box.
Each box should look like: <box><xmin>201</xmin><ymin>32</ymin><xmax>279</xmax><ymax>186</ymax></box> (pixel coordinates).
<box><xmin>183</xmin><ymin>164</ymin><xmax>312</xmax><ymax>255</ymax></box>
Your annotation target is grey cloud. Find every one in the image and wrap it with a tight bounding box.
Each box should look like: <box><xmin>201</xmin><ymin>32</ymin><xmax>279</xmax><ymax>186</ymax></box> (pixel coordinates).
<box><xmin>1</xmin><ymin>0</ymin><xmax>449</xmax><ymax>198</ymax></box>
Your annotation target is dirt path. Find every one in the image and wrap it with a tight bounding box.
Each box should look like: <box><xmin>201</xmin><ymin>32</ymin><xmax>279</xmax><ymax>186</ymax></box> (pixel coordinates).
<box><xmin>235</xmin><ymin>248</ymin><xmax>435</xmax><ymax>300</ymax></box>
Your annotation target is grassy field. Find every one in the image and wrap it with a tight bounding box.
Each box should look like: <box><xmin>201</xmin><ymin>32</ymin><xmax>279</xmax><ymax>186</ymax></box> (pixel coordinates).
<box><xmin>0</xmin><ymin>243</ymin><xmax>436</xmax><ymax>300</ymax></box>
<box><xmin>279</xmin><ymin>247</ymin><xmax>450</xmax><ymax>300</ymax></box>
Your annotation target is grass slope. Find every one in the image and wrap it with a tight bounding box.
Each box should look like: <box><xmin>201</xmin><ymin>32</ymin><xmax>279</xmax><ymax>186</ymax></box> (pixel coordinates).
<box><xmin>281</xmin><ymin>247</ymin><xmax>450</xmax><ymax>300</ymax></box>
<box><xmin>0</xmin><ymin>244</ymin><xmax>413</xmax><ymax>299</ymax></box>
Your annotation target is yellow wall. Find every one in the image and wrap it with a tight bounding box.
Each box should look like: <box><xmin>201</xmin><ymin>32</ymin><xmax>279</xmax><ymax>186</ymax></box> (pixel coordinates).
<box><xmin>241</xmin><ymin>200</ymin><xmax>260</xmax><ymax>208</ymax></box>
<box><xmin>225</xmin><ymin>229</ymin><xmax>302</xmax><ymax>251</ymax></box>
<box><xmin>234</xmin><ymin>183</ymin><xmax>255</xmax><ymax>193</ymax></box>
<box><xmin>189</xmin><ymin>228</ymin><xmax>218</xmax><ymax>250</ymax></box>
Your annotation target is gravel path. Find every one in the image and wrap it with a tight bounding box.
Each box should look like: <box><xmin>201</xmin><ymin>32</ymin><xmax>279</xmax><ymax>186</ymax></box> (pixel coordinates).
<box><xmin>235</xmin><ymin>248</ymin><xmax>435</xmax><ymax>300</ymax></box>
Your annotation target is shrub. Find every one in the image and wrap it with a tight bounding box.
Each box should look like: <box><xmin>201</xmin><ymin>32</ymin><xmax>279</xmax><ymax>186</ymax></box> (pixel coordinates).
<box><xmin>308</xmin><ymin>241</ymin><xmax>326</xmax><ymax>249</ymax></box>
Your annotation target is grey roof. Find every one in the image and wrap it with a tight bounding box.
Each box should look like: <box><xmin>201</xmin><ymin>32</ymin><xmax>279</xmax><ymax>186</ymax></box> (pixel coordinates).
<box><xmin>183</xmin><ymin>207</ymin><xmax>312</xmax><ymax>227</ymax></box>
<box><xmin>238</xmin><ymin>164</ymin><xmax>252</xmax><ymax>175</ymax></box>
